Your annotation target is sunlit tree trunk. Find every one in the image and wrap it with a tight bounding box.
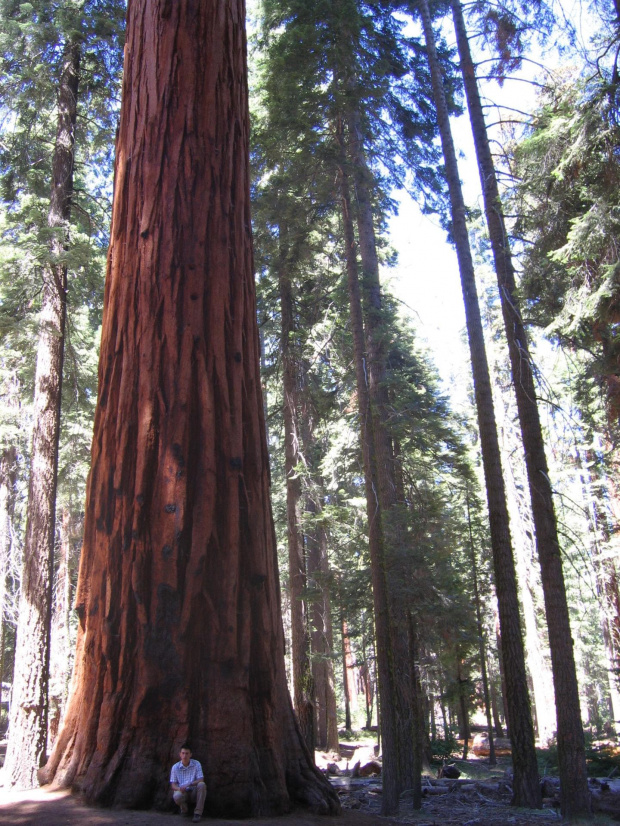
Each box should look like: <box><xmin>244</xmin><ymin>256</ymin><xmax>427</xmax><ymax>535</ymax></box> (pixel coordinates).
<box><xmin>0</xmin><ymin>446</ymin><xmax>17</xmax><ymax>718</ymax></box>
<box><xmin>39</xmin><ymin>1</ymin><xmax>338</xmax><ymax>815</ymax></box>
<box><xmin>307</xmin><ymin>503</ymin><xmax>338</xmax><ymax>752</ymax></box>
<box><xmin>279</xmin><ymin>236</ymin><xmax>314</xmax><ymax>752</ymax></box>
<box><xmin>419</xmin><ymin>0</ymin><xmax>540</xmax><ymax>807</ymax></box>
<box><xmin>48</xmin><ymin>508</ymin><xmax>74</xmax><ymax>746</ymax></box>
<box><xmin>3</xmin><ymin>38</ymin><xmax>80</xmax><ymax>790</ymax></box>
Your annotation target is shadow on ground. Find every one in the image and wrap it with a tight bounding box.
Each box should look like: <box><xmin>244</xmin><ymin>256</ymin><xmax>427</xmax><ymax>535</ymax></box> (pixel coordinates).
<box><xmin>0</xmin><ymin>787</ymin><xmax>405</xmax><ymax>826</ymax></box>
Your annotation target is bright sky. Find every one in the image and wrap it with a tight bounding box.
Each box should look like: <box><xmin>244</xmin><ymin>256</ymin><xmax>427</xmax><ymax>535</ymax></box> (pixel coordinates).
<box><xmin>385</xmin><ymin>1</ymin><xmax>599</xmax><ymax>408</ymax></box>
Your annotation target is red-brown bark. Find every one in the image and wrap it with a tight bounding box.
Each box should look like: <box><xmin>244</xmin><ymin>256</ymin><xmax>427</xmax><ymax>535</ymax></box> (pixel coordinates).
<box><xmin>39</xmin><ymin>1</ymin><xmax>338</xmax><ymax>816</ymax></box>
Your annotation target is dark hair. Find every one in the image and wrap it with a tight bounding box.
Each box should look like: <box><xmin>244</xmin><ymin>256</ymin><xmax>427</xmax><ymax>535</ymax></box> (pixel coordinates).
<box><xmin>180</xmin><ymin>744</ymin><xmax>192</xmax><ymax>752</ymax></box>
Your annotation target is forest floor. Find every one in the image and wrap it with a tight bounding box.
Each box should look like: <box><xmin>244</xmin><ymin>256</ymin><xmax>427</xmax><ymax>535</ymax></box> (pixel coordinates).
<box><xmin>0</xmin><ymin>746</ymin><xmax>617</xmax><ymax>825</ymax></box>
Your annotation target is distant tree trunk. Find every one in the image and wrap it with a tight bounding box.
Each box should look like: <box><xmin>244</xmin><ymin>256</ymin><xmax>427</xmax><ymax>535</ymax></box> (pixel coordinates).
<box><xmin>0</xmin><ymin>447</ymin><xmax>17</xmax><ymax>616</ymax></box>
<box><xmin>456</xmin><ymin>655</ymin><xmax>470</xmax><ymax>760</ymax></box>
<box><xmin>407</xmin><ymin>613</ymin><xmax>424</xmax><ymax>804</ymax></box>
<box><xmin>48</xmin><ymin>509</ymin><xmax>73</xmax><ymax>747</ymax></box>
<box><xmin>465</xmin><ymin>489</ymin><xmax>496</xmax><ymax>766</ymax></box>
<box><xmin>336</xmin><ymin>117</ymin><xmax>412</xmax><ymax>813</ymax></box>
<box><xmin>578</xmin><ymin>449</ymin><xmax>620</xmax><ymax>733</ymax></box>
<box><xmin>39</xmin><ymin>2</ymin><xmax>338</xmax><ymax>815</ymax></box>
<box><xmin>439</xmin><ymin>689</ymin><xmax>449</xmax><ymax>740</ymax></box>
<box><xmin>279</xmin><ymin>237</ymin><xmax>314</xmax><ymax>753</ymax></box>
<box><xmin>341</xmin><ymin>616</ymin><xmax>355</xmax><ymax>731</ymax></box>
<box><xmin>493</xmin><ymin>609</ymin><xmax>509</xmax><ymax>736</ymax></box>
<box><xmin>307</xmin><ymin>505</ymin><xmax>338</xmax><ymax>753</ymax></box>
<box><xmin>419</xmin><ymin>0</ymin><xmax>540</xmax><ymax>807</ymax></box>
<box><xmin>0</xmin><ymin>446</ymin><xmax>17</xmax><ymax>720</ymax></box>
<box><xmin>451</xmin><ymin>3</ymin><xmax>589</xmax><ymax>815</ymax></box>
<box><xmin>3</xmin><ymin>38</ymin><xmax>80</xmax><ymax>790</ymax></box>
<box><xmin>490</xmin><ymin>677</ymin><xmax>504</xmax><ymax>738</ymax></box>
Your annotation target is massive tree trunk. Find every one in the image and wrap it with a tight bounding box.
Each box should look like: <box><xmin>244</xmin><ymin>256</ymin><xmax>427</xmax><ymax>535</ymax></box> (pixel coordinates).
<box><xmin>450</xmin><ymin>2</ymin><xmax>590</xmax><ymax>815</ymax></box>
<box><xmin>39</xmin><ymin>1</ymin><xmax>338</xmax><ymax>815</ymax></box>
<box><xmin>279</xmin><ymin>238</ymin><xmax>314</xmax><ymax>752</ymax></box>
<box><xmin>418</xmin><ymin>0</ymin><xmax>541</xmax><ymax>808</ymax></box>
<box><xmin>3</xmin><ymin>38</ymin><xmax>80</xmax><ymax>790</ymax></box>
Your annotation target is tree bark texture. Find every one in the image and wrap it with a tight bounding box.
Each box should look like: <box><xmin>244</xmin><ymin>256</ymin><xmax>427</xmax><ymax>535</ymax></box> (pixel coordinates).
<box><xmin>39</xmin><ymin>2</ymin><xmax>338</xmax><ymax>815</ymax></box>
<box><xmin>337</xmin><ymin>134</ymin><xmax>413</xmax><ymax>813</ymax></box>
<box><xmin>279</xmin><ymin>241</ymin><xmax>314</xmax><ymax>753</ymax></box>
<box><xmin>419</xmin><ymin>0</ymin><xmax>541</xmax><ymax>808</ymax></box>
<box><xmin>451</xmin><ymin>2</ymin><xmax>590</xmax><ymax>815</ymax></box>
<box><xmin>3</xmin><ymin>39</ymin><xmax>80</xmax><ymax>790</ymax></box>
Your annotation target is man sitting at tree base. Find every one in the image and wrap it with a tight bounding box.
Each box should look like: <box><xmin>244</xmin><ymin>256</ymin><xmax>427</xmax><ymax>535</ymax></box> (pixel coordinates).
<box><xmin>170</xmin><ymin>745</ymin><xmax>206</xmax><ymax>822</ymax></box>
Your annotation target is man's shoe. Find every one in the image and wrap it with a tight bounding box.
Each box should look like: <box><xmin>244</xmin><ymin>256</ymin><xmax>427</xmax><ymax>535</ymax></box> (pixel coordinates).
<box><xmin>192</xmin><ymin>814</ymin><xmax>201</xmax><ymax>823</ymax></box>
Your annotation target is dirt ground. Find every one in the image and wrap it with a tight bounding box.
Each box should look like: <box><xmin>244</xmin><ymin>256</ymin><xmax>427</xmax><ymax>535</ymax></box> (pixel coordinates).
<box><xmin>0</xmin><ymin>787</ymin><xmax>402</xmax><ymax>826</ymax></box>
<box><xmin>0</xmin><ymin>784</ymin><xmax>570</xmax><ymax>826</ymax></box>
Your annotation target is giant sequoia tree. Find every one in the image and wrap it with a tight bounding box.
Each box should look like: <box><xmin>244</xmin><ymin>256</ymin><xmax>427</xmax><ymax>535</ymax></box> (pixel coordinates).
<box><xmin>39</xmin><ymin>0</ymin><xmax>339</xmax><ymax>815</ymax></box>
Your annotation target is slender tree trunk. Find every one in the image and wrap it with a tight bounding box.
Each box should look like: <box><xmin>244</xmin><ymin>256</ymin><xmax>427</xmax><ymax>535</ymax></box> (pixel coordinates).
<box><xmin>279</xmin><ymin>237</ymin><xmax>314</xmax><ymax>752</ymax></box>
<box><xmin>419</xmin><ymin>0</ymin><xmax>540</xmax><ymax>807</ymax></box>
<box><xmin>578</xmin><ymin>449</ymin><xmax>620</xmax><ymax>733</ymax></box>
<box><xmin>407</xmin><ymin>613</ymin><xmax>424</xmax><ymax>806</ymax></box>
<box><xmin>490</xmin><ymin>676</ymin><xmax>504</xmax><ymax>738</ymax></box>
<box><xmin>0</xmin><ymin>447</ymin><xmax>17</xmax><ymax>629</ymax></box>
<box><xmin>336</xmin><ymin>119</ymin><xmax>411</xmax><ymax>813</ymax></box>
<box><xmin>0</xmin><ymin>446</ymin><xmax>17</xmax><ymax>725</ymax></box>
<box><xmin>3</xmin><ymin>38</ymin><xmax>80</xmax><ymax>789</ymax></box>
<box><xmin>494</xmin><ymin>608</ymin><xmax>510</xmax><ymax>735</ymax></box>
<box><xmin>465</xmin><ymin>489</ymin><xmax>496</xmax><ymax>766</ymax></box>
<box><xmin>456</xmin><ymin>654</ymin><xmax>470</xmax><ymax>760</ymax></box>
<box><xmin>307</xmin><ymin>505</ymin><xmax>338</xmax><ymax>752</ymax></box>
<box><xmin>451</xmin><ymin>3</ymin><xmax>589</xmax><ymax>815</ymax></box>
<box><xmin>341</xmin><ymin>613</ymin><xmax>352</xmax><ymax>733</ymax></box>
<box><xmin>39</xmin><ymin>2</ymin><xmax>339</xmax><ymax>814</ymax></box>
<box><xmin>49</xmin><ymin>508</ymin><xmax>73</xmax><ymax>747</ymax></box>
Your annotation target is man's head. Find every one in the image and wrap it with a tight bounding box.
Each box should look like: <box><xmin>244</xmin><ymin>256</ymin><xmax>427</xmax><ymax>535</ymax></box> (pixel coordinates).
<box><xmin>179</xmin><ymin>746</ymin><xmax>192</xmax><ymax>766</ymax></box>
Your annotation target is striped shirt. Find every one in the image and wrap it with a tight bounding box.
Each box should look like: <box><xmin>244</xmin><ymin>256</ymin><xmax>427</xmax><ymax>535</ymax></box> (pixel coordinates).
<box><xmin>170</xmin><ymin>758</ymin><xmax>204</xmax><ymax>787</ymax></box>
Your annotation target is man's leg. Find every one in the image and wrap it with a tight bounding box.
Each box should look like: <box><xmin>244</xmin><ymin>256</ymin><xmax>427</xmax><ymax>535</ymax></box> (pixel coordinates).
<box><xmin>194</xmin><ymin>781</ymin><xmax>207</xmax><ymax>816</ymax></box>
<box><xmin>173</xmin><ymin>789</ymin><xmax>188</xmax><ymax>814</ymax></box>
